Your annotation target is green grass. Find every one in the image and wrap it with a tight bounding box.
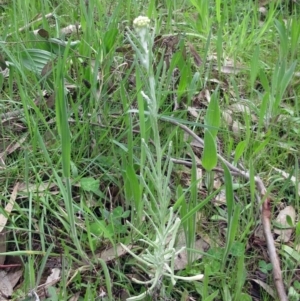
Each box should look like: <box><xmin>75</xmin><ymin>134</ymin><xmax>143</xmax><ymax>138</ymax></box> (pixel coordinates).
<box><xmin>0</xmin><ymin>0</ymin><xmax>299</xmax><ymax>300</ymax></box>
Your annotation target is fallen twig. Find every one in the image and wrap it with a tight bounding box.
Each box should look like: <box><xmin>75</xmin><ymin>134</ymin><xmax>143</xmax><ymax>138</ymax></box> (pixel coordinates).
<box><xmin>161</xmin><ymin>116</ymin><xmax>287</xmax><ymax>301</ymax></box>
<box><xmin>170</xmin><ymin>157</ymin><xmax>241</xmax><ymax>177</ymax></box>
<box><xmin>7</xmin><ymin>12</ymin><xmax>54</xmax><ymax>38</ymax></box>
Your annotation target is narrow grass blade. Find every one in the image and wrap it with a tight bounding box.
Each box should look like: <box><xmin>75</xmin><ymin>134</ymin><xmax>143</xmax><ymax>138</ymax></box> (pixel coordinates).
<box><xmin>233</xmin><ymin>246</ymin><xmax>246</xmax><ymax>301</ymax></box>
<box><xmin>97</xmin><ymin>258</ymin><xmax>113</xmax><ymax>301</ymax></box>
<box><xmin>223</xmin><ymin>162</ymin><xmax>234</xmax><ymax>225</ymax></box>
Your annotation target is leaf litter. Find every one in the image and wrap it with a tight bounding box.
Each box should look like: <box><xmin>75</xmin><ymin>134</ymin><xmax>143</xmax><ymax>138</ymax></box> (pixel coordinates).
<box><xmin>0</xmin><ymin>184</ymin><xmax>22</xmax><ymax>300</ymax></box>
<box><xmin>274</xmin><ymin>205</ymin><xmax>296</xmax><ymax>243</ymax></box>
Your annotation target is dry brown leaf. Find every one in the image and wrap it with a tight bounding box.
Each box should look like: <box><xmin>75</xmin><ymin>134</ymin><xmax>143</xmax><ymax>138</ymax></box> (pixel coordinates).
<box><xmin>205</xmin><ymin>89</ymin><xmax>211</xmax><ymax>103</ymax></box>
<box><xmin>188</xmin><ymin>135</ymin><xmax>203</xmax><ymax>148</ymax></box>
<box><xmin>218</xmin><ymin>64</ymin><xmax>244</xmax><ymax>75</ymax></box>
<box><xmin>0</xmin><ymin>233</ymin><xmax>5</xmax><ymax>265</ymax></box>
<box><xmin>207</xmin><ymin>55</ymin><xmax>245</xmax><ymax>74</ymax></box>
<box><xmin>213</xmin><ymin>175</ymin><xmax>222</xmax><ymax>189</ymax></box>
<box><xmin>251</xmin><ymin>279</ymin><xmax>276</xmax><ymax>298</ymax></box>
<box><xmin>0</xmin><ymin>271</ymin><xmax>12</xmax><ymax>300</ymax></box>
<box><xmin>222</xmin><ymin>110</ymin><xmax>233</xmax><ymax>126</ymax></box>
<box><xmin>229</xmin><ymin>103</ymin><xmax>257</xmax><ymax>122</ymax></box>
<box><xmin>0</xmin><ymin>183</ymin><xmax>19</xmax><ymax>265</ymax></box>
<box><xmin>174</xmin><ymin>231</ymin><xmax>209</xmax><ymax>270</ymax></box>
<box><xmin>98</xmin><ymin>243</ymin><xmax>133</xmax><ymax>262</ymax></box>
<box><xmin>230</xmin><ymin>103</ymin><xmax>251</xmax><ymax>114</ymax></box>
<box><xmin>192</xmin><ymin>89</ymin><xmax>208</xmax><ymax>106</ymax></box>
<box><xmin>45</xmin><ymin>268</ymin><xmax>61</xmax><ymax>286</ymax></box>
<box><xmin>258</xmin><ymin>0</ymin><xmax>272</xmax><ymax>6</ymax></box>
<box><xmin>0</xmin><ymin>269</ymin><xmax>22</xmax><ymax>300</ymax></box>
<box><xmin>38</xmin><ymin>28</ymin><xmax>49</xmax><ymax>39</ymax></box>
<box><xmin>99</xmin><ymin>289</ymin><xmax>107</xmax><ymax>298</ymax></box>
<box><xmin>0</xmin><ymin>68</ymin><xmax>9</xmax><ymax>78</ymax></box>
<box><xmin>222</xmin><ymin>58</ymin><xmax>245</xmax><ymax>74</ymax></box>
<box><xmin>254</xmin><ymin>224</ymin><xmax>265</xmax><ymax>241</ymax></box>
<box><xmin>187</xmin><ymin>42</ymin><xmax>202</xmax><ymax>66</ymax></box>
<box><xmin>232</xmin><ymin>120</ymin><xmax>243</xmax><ymax>136</ymax></box>
<box><xmin>69</xmin><ymin>292</ymin><xmax>80</xmax><ymax>301</ymax></box>
<box><xmin>196</xmin><ymin>167</ymin><xmax>203</xmax><ymax>190</ymax></box>
<box><xmin>176</xmin><ymin>167</ymin><xmax>192</xmax><ymax>187</ymax></box>
<box><xmin>274</xmin><ymin>206</ymin><xmax>295</xmax><ymax>242</ymax></box>
<box><xmin>6</xmin><ymin>269</ymin><xmax>22</xmax><ymax>290</ymax></box>
<box><xmin>258</xmin><ymin>6</ymin><xmax>268</xmax><ymax>14</ymax></box>
<box><xmin>41</xmin><ymin>60</ymin><xmax>54</xmax><ymax>78</ymax></box>
<box><xmin>36</xmin><ymin>28</ymin><xmax>49</xmax><ymax>39</ymax></box>
<box><xmin>196</xmin><ymin>229</ymin><xmax>215</xmax><ymax>247</ymax></box>
<box><xmin>35</xmin><ymin>268</ymin><xmax>61</xmax><ymax>299</ymax></box>
<box><xmin>0</xmin><ymin>136</ymin><xmax>27</xmax><ymax>169</ymax></box>
<box><xmin>60</xmin><ymin>24</ymin><xmax>81</xmax><ymax>36</ymax></box>
<box><xmin>186</xmin><ymin>106</ymin><xmax>200</xmax><ymax>118</ymax></box>
<box><xmin>18</xmin><ymin>182</ymin><xmax>57</xmax><ymax>193</ymax></box>
<box><xmin>43</xmin><ymin>93</ymin><xmax>56</xmax><ymax>109</ymax></box>
<box><xmin>213</xmin><ymin>190</ymin><xmax>226</xmax><ymax>206</ymax></box>
<box><xmin>207</xmin><ymin>54</ymin><xmax>218</xmax><ymax>61</ymax></box>
<box><xmin>208</xmin><ymin>78</ymin><xmax>223</xmax><ymax>85</ymax></box>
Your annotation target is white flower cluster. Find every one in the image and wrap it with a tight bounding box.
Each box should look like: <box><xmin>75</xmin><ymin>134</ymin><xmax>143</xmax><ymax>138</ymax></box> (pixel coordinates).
<box><xmin>132</xmin><ymin>16</ymin><xmax>151</xmax><ymax>71</ymax></box>
<box><xmin>133</xmin><ymin>16</ymin><xmax>150</xmax><ymax>28</ymax></box>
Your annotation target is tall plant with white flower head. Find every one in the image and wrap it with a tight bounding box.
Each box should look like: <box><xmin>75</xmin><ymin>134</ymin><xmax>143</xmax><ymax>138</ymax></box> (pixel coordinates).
<box><xmin>121</xmin><ymin>16</ymin><xmax>203</xmax><ymax>301</ymax></box>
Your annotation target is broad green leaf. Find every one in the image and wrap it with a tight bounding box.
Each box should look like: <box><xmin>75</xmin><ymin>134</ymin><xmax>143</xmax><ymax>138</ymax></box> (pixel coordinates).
<box><xmin>230</xmin><ymin>241</ymin><xmax>245</xmax><ymax>257</ymax></box>
<box><xmin>205</xmin><ymin>90</ymin><xmax>220</xmax><ymax>138</ymax></box>
<box><xmin>222</xmin><ymin>284</ymin><xmax>232</xmax><ymax>301</ymax></box>
<box><xmin>202</xmin><ymin>129</ymin><xmax>217</xmax><ymax>171</ymax></box>
<box><xmin>90</xmin><ymin>221</ymin><xmax>112</xmax><ymax>239</ymax></box>
<box><xmin>286</xmin><ymin>214</ymin><xmax>295</xmax><ymax>227</ymax></box>
<box><xmin>20</xmin><ymin>49</ymin><xmax>55</xmax><ymax>75</ymax></box>
<box><xmin>258</xmin><ymin>69</ymin><xmax>270</xmax><ymax>93</ymax></box>
<box><xmin>234</xmin><ymin>247</ymin><xmax>246</xmax><ymax>301</ymax></box>
<box><xmin>103</xmin><ymin>28</ymin><xmax>118</xmax><ymax>54</ymax></box>
<box><xmin>216</xmin><ymin>0</ymin><xmax>221</xmax><ymax>23</ymax></box>
<box><xmin>112</xmin><ymin>206</ymin><xmax>124</xmax><ymax>219</ymax></box>
<box><xmin>279</xmin><ymin>60</ymin><xmax>297</xmax><ymax>100</ymax></box>
<box><xmin>258</xmin><ymin>92</ymin><xmax>270</xmax><ymax>129</ymax></box>
<box><xmin>290</xmin><ymin>18</ymin><xmax>300</xmax><ymax>57</ymax></box>
<box><xmin>80</xmin><ymin>177</ymin><xmax>100</xmax><ymax>192</ymax></box>
<box><xmin>49</xmin><ymin>38</ymin><xmax>80</xmax><ymax>55</ymax></box>
<box><xmin>189</xmin><ymin>0</ymin><xmax>201</xmax><ymax>11</ymax></box>
<box><xmin>238</xmin><ymin>293</ymin><xmax>252</xmax><ymax>301</ymax></box>
<box><xmin>48</xmin><ymin>38</ymin><xmax>80</xmax><ymax>48</ymax></box>
<box><xmin>125</xmin><ymin>164</ymin><xmax>141</xmax><ymax>207</ymax></box>
<box><xmin>282</xmin><ymin>245</ymin><xmax>300</xmax><ymax>262</ymax></box>
<box><xmin>177</xmin><ymin>63</ymin><xmax>189</xmax><ymax>100</ymax></box>
<box><xmin>203</xmin><ymin>291</ymin><xmax>219</xmax><ymax>301</ymax></box>
<box><xmin>274</xmin><ymin>19</ymin><xmax>288</xmax><ymax>58</ymax></box>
